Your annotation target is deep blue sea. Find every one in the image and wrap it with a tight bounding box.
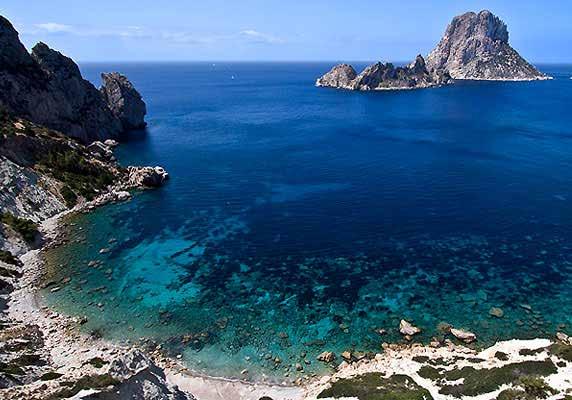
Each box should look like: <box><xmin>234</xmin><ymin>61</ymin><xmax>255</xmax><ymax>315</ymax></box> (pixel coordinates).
<box><xmin>44</xmin><ymin>63</ymin><xmax>572</xmax><ymax>381</ymax></box>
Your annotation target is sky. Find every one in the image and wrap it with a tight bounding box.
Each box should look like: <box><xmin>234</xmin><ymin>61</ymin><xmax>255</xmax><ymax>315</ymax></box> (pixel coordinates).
<box><xmin>1</xmin><ymin>0</ymin><xmax>571</xmax><ymax>63</ymax></box>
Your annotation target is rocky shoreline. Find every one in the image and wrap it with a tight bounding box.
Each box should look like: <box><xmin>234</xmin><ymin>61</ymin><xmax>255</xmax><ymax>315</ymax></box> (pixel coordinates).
<box><xmin>2</xmin><ymin>194</ymin><xmax>571</xmax><ymax>399</ymax></box>
<box><xmin>4</xmin><ymin>220</ymin><xmax>572</xmax><ymax>400</ymax></box>
<box><xmin>1</xmin><ymin>190</ymin><xmax>305</xmax><ymax>399</ymax></box>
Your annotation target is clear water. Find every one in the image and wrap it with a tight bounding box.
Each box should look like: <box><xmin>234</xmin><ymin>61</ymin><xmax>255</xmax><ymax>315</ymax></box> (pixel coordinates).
<box><xmin>43</xmin><ymin>63</ymin><xmax>572</xmax><ymax>382</ymax></box>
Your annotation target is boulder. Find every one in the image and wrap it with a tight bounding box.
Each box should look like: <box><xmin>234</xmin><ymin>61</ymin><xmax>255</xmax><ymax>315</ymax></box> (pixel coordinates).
<box><xmin>450</xmin><ymin>328</ymin><xmax>477</xmax><ymax>343</ymax></box>
<box><xmin>127</xmin><ymin>166</ymin><xmax>169</xmax><ymax>188</ymax></box>
<box><xmin>556</xmin><ymin>332</ymin><xmax>572</xmax><ymax>345</ymax></box>
<box><xmin>100</xmin><ymin>72</ymin><xmax>147</xmax><ymax>131</ymax></box>
<box><xmin>426</xmin><ymin>10</ymin><xmax>548</xmax><ymax>80</ymax></box>
<box><xmin>316</xmin><ymin>351</ymin><xmax>336</xmax><ymax>363</ymax></box>
<box><xmin>104</xmin><ymin>139</ymin><xmax>119</xmax><ymax>148</ymax></box>
<box><xmin>399</xmin><ymin>320</ymin><xmax>421</xmax><ymax>337</ymax></box>
<box><xmin>489</xmin><ymin>307</ymin><xmax>505</xmax><ymax>318</ymax></box>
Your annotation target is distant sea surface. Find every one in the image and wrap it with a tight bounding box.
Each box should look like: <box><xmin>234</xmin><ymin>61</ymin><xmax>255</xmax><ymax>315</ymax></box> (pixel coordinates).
<box><xmin>45</xmin><ymin>63</ymin><xmax>572</xmax><ymax>381</ymax></box>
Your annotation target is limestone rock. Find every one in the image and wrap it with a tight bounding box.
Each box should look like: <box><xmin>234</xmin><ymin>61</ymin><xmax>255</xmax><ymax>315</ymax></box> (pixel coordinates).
<box><xmin>426</xmin><ymin>10</ymin><xmax>548</xmax><ymax>81</ymax></box>
<box><xmin>450</xmin><ymin>328</ymin><xmax>477</xmax><ymax>343</ymax></box>
<box><xmin>399</xmin><ymin>320</ymin><xmax>421</xmax><ymax>337</ymax></box>
<box><xmin>489</xmin><ymin>307</ymin><xmax>504</xmax><ymax>318</ymax></box>
<box><xmin>127</xmin><ymin>166</ymin><xmax>170</xmax><ymax>188</ymax></box>
<box><xmin>104</xmin><ymin>139</ymin><xmax>119</xmax><ymax>148</ymax></box>
<box><xmin>101</xmin><ymin>72</ymin><xmax>147</xmax><ymax>131</ymax></box>
<box><xmin>0</xmin><ymin>16</ymin><xmax>146</xmax><ymax>143</ymax></box>
<box><xmin>0</xmin><ymin>15</ymin><xmax>35</xmax><ymax>69</ymax></box>
<box><xmin>315</xmin><ymin>64</ymin><xmax>357</xmax><ymax>89</ymax></box>
<box><xmin>87</xmin><ymin>141</ymin><xmax>114</xmax><ymax>161</ymax></box>
<box><xmin>556</xmin><ymin>332</ymin><xmax>571</xmax><ymax>345</ymax></box>
<box><xmin>317</xmin><ymin>351</ymin><xmax>336</xmax><ymax>363</ymax></box>
<box><xmin>316</xmin><ymin>55</ymin><xmax>451</xmax><ymax>91</ymax></box>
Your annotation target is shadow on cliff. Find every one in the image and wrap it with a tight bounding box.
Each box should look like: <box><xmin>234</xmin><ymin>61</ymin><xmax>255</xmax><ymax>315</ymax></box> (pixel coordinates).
<box><xmin>119</xmin><ymin>127</ymin><xmax>149</xmax><ymax>143</ymax></box>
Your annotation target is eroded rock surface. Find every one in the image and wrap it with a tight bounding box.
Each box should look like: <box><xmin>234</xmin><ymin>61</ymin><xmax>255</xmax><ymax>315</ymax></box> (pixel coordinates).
<box><xmin>315</xmin><ymin>64</ymin><xmax>357</xmax><ymax>89</ymax></box>
<box><xmin>0</xmin><ymin>16</ymin><xmax>145</xmax><ymax>143</ymax></box>
<box><xmin>126</xmin><ymin>166</ymin><xmax>170</xmax><ymax>188</ymax></box>
<box><xmin>101</xmin><ymin>72</ymin><xmax>147</xmax><ymax>131</ymax></box>
<box><xmin>316</xmin><ymin>55</ymin><xmax>451</xmax><ymax>91</ymax></box>
<box><xmin>426</xmin><ymin>10</ymin><xmax>548</xmax><ymax>80</ymax></box>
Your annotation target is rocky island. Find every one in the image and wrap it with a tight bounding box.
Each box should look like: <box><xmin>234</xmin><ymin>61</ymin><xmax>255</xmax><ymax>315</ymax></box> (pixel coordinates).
<box><xmin>317</xmin><ymin>10</ymin><xmax>549</xmax><ymax>91</ymax></box>
<box><xmin>426</xmin><ymin>10</ymin><xmax>548</xmax><ymax>81</ymax></box>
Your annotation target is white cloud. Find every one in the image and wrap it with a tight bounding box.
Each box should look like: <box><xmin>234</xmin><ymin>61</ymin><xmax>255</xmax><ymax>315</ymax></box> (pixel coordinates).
<box><xmin>239</xmin><ymin>29</ymin><xmax>284</xmax><ymax>44</ymax></box>
<box><xmin>35</xmin><ymin>22</ymin><xmax>74</xmax><ymax>33</ymax></box>
<box><xmin>25</xmin><ymin>22</ymin><xmax>285</xmax><ymax>47</ymax></box>
<box><xmin>160</xmin><ymin>32</ymin><xmax>217</xmax><ymax>45</ymax></box>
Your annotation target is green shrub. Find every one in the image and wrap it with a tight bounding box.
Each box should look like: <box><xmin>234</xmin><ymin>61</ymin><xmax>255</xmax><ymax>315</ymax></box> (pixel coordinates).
<box><xmin>519</xmin><ymin>376</ymin><xmax>556</xmax><ymax>398</ymax></box>
<box><xmin>0</xmin><ymin>250</ymin><xmax>19</xmax><ymax>266</ymax></box>
<box><xmin>38</xmin><ymin>149</ymin><xmax>115</xmax><ymax>201</ymax></box>
<box><xmin>60</xmin><ymin>185</ymin><xmax>78</xmax><ymax>207</ymax></box>
<box><xmin>1</xmin><ymin>213</ymin><xmax>38</xmax><ymax>243</ymax></box>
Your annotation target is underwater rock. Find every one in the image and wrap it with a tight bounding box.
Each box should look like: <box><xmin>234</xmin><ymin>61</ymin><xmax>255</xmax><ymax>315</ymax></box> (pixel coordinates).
<box><xmin>489</xmin><ymin>307</ymin><xmax>505</xmax><ymax>318</ymax></box>
<box><xmin>450</xmin><ymin>328</ymin><xmax>477</xmax><ymax>343</ymax></box>
<box><xmin>317</xmin><ymin>351</ymin><xmax>336</xmax><ymax>363</ymax></box>
<box><xmin>399</xmin><ymin>320</ymin><xmax>421</xmax><ymax>337</ymax></box>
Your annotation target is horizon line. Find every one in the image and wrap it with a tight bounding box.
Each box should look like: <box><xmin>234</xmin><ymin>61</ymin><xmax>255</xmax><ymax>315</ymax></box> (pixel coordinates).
<box><xmin>76</xmin><ymin>60</ymin><xmax>572</xmax><ymax>65</ymax></box>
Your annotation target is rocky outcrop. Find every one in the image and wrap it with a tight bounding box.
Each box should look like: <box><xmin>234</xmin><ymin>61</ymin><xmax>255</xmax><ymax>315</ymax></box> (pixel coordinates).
<box><xmin>315</xmin><ymin>64</ymin><xmax>357</xmax><ymax>89</ymax></box>
<box><xmin>450</xmin><ymin>328</ymin><xmax>477</xmax><ymax>343</ymax></box>
<box><xmin>399</xmin><ymin>319</ymin><xmax>421</xmax><ymax>338</ymax></box>
<box><xmin>126</xmin><ymin>166</ymin><xmax>170</xmax><ymax>188</ymax></box>
<box><xmin>426</xmin><ymin>10</ymin><xmax>548</xmax><ymax>81</ymax></box>
<box><xmin>0</xmin><ymin>16</ymin><xmax>145</xmax><ymax>143</ymax></box>
<box><xmin>316</xmin><ymin>55</ymin><xmax>451</xmax><ymax>91</ymax></box>
<box><xmin>101</xmin><ymin>72</ymin><xmax>147</xmax><ymax>131</ymax></box>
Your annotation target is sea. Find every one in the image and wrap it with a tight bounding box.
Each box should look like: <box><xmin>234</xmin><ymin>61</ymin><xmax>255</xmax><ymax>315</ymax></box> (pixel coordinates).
<box><xmin>43</xmin><ymin>62</ymin><xmax>572</xmax><ymax>381</ymax></box>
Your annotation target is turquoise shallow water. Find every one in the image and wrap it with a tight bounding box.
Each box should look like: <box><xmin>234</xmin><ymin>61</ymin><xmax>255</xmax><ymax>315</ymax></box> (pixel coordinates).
<box><xmin>43</xmin><ymin>63</ymin><xmax>572</xmax><ymax>382</ymax></box>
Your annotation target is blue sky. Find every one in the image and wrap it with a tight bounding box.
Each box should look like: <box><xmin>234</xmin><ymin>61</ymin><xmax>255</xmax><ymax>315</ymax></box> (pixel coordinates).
<box><xmin>2</xmin><ymin>0</ymin><xmax>571</xmax><ymax>62</ymax></box>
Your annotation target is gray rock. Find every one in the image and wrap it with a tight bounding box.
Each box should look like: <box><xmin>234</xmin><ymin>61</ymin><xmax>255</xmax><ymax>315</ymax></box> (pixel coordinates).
<box><xmin>315</xmin><ymin>64</ymin><xmax>357</xmax><ymax>89</ymax></box>
<box><xmin>316</xmin><ymin>55</ymin><xmax>451</xmax><ymax>91</ymax></box>
<box><xmin>101</xmin><ymin>72</ymin><xmax>147</xmax><ymax>131</ymax></box>
<box><xmin>399</xmin><ymin>319</ymin><xmax>421</xmax><ymax>336</ymax></box>
<box><xmin>426</xmin><ymin>10</ymin><xmax>548</xmax><ymax>81</ymax></box>
<box><xmin>0</xmin><ymin>16</ymin><xmax>146</xmax><ymax>143</ymax></box>
<box><xmin>450</xmin><ymin>328</ymin><xmax>477</xmax><ymax>343</ymax></box>
<box><xmin>126</xmin><ymin>166</ymin><xmax>170</xmax><ymax>188</ymax></box>
<box><xmin>87</xmin><ymin>141</ymin><xmax>114</xmax><ymax>161</ymax></box>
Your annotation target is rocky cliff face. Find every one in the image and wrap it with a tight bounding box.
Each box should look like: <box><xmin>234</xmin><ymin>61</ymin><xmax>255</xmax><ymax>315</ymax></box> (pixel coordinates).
<box><xmin>101</xmin><ymin>72</ymin><xmax>147</xmax><ymax>131</ymax></box>
<box><xmin>0</xmin><ymin>16</ymin><xmax>145</xmax><ymax>143</ymax></box>
<box><xmin>426</xmin><ymin>10</ymin><xmax>548</xmax><ymax>81</ymax></box>
<box><xmin>316</xmin><ymin>55</ymin><xmax>451</xmax><ymax>91</ymax></box>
